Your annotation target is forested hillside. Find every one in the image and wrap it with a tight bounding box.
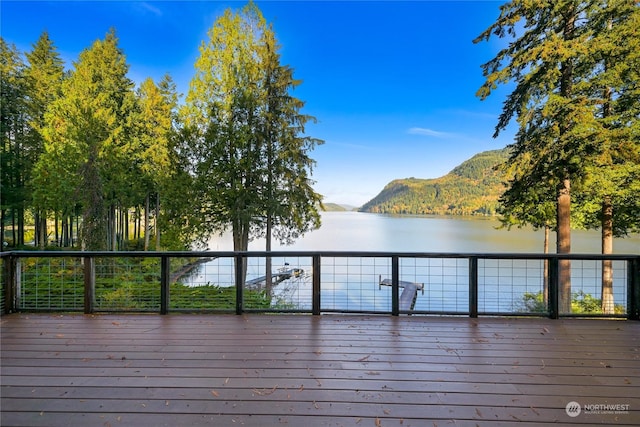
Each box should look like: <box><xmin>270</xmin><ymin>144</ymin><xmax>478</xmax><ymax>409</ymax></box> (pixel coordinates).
<box><xmin>359</xmin><ymin>149</ymin><xmax>510</xmax><ymax>216</ymax></box>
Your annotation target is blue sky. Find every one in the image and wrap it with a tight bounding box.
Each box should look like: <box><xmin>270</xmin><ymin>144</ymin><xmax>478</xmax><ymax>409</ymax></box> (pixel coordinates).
<box><xmin>1</xmin><ymin>0</ymin><xmax>517</xmax><ymax>206</ymax></box>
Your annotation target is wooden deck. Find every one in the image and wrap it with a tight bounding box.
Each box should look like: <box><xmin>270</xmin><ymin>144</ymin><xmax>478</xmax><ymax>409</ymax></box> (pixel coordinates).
<box><xmin>1</xmin><ymin>314</ymin><xmax>639</xmax><ymax>426</ymax></box>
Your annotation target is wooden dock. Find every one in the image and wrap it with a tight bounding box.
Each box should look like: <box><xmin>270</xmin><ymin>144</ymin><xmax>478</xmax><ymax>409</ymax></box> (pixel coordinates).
<box><xmin>1</xmin><ymin>314</ymin><xmax>639</xmax><ymax>426</ymax></box>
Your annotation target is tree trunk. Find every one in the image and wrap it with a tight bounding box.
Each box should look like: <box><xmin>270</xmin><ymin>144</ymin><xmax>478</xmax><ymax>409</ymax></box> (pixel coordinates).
<box><xmin>265</xmin><ymin>214</ymin><xmax>273</xmax><ymax>295</ymax></box>
<box><xmin>11</xmin><ymin>208</ymin><xmax>16</xmax><ymax>247</ymax></box>
<box><xmin>66</xmin><ymin>215</ymin><xmax>69</xmax><ymax>247</ymax></box>
<box><xmin>54</xmin><ymin>213</ymin><xmax>59</xmax><ymax>247</ymax></box>
<box><xmin>18</xmin><ymin>206</ymin><xmax>24</xmax><ymax>246</ymax></box>
<box><xmin>144</xmin><ymin>194</ymin><xmax>150</xmax><ymax>251</ymax></box>
<box><xmin>124</xmin><ymin>208</ymin><xmax>129</xmax><ymax>244</ymax></box>
<box><xmin>134</xmin><ymin>207</ymin><xmax>139</xmax><ymax>242</ymax></box>
<box><xmin>543</xmin><ymin>224</ymin><xmax>550</xmax><ymax>306</ymax></box>
<box><xmin>557</xmin><ymin>178</ymin><xmax>572</xmax><ymax>314</ymax></box>
<box><xmin>1</xmin><ymin>209</ymin><xmax>5</xmax><ymax>249</ymax></box>
<box><xmin>69</xmin><ymin>214</ymin><xmax>74</xmax><ymax>247</ymax></box>
<box><xmin>36</xmin><ymin>212</ymin><xmax>46</xmax><ymax>249</ymax></box>
<box><xmin>61</xmin><ymin>216</ymin><xmax>67</xmax><ymax>247</ymax></box>
<box><xmin>600</xmin><ymin>26</ymin><xmax>614</xmax><ymax>315</ymax></box>
<box><xmin>232</xmin><ymin>218</ymin><xmax>250</xmax><ymax>289</ymax></box>
<box><xmin>110</xmin><ymin>204</ymin><xmax>117</xmax><ymax>251</ymax></box>
<box><xmin>555</xmin><ymin>5</ymin><xmax>575</xmax><ymax>315</ymax></box>
<box><xmin>155</xmin><ymin>192</ymin><xmax>161</xmax><ymax>250</ymax></box>
<box><xmin>601</xmin><ymin>196</ymin><xmax>614</xmax><ymax>314</ymax></box>
<box><xmin>81</xmin><ymin>148</ymin><xmax>106</xmax><ymax>251</ymax></box>
<box><xmin>34</xmin><ymin>212</ymin><xmax>39</xmax><ymax>247</ymax></box>
<box><xmin>121</xmin><ymin>206</ymin><xmax>127</xmax><ymax>250</ymax></box>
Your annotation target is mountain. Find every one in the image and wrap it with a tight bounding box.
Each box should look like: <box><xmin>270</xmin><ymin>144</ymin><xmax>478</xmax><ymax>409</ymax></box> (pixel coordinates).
<box><xmin>359</xmin><ymin>148</ymin><xmax>511</xmax><ymax>216</ymax></box>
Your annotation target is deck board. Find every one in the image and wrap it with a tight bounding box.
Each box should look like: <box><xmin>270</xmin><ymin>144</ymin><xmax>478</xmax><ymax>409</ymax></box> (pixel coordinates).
<box><xmin>1</xmin><ymin>314</ymin><xmax>639</xmax><ymax>426</ymax></box>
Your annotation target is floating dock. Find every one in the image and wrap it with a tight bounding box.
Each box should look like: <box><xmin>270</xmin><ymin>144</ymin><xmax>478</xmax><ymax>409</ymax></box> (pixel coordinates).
<box><xmin>379</xmin><ymin>277</ymin><xmax>424</xmax><ymax>311</ymax></box>
<box><xmin>246</xmin><ymin>267</ymin><xmax>304</xmax><ymax>288</ymax></box>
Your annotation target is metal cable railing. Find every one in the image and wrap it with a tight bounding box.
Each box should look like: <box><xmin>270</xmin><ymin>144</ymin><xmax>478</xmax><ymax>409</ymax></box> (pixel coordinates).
<box><xmin>1</xmin><ymin>251</ymin><xmax>639</xmax><ymax>319</ymax></box>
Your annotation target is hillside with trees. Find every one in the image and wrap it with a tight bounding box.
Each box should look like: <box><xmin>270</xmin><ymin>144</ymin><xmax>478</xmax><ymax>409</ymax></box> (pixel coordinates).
<box><xmin>359</xmin><ymin>149</ymin><xmax>510</xmax><ymax>216</ymax></box>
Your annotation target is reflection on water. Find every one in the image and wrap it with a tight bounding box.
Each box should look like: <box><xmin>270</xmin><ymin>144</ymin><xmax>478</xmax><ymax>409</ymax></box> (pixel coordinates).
<box><xmin>193</xmin><ymin>212</ymin><xmax>639</xmax><ymax>313</ymax></box>
<box><xmin>207</xmin><ymin>211</ymin><xmax>639</xmax><ymax>253</ymax></box>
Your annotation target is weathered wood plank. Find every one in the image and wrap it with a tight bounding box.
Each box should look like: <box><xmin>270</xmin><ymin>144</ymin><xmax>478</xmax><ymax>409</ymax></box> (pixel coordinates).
<box><xmin>1</xmin><ymin>314</ymin><xmax>639</xmax><ymax>426</ymax></box>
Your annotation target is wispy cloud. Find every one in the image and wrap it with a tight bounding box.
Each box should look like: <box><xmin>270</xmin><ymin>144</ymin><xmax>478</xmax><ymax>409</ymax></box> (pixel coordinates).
<box><xmin>407</xmin><ymin>127</ymin><xmax>455</xmax><ymax>138</ymax></box>
<box><xmin>140</xmin><ymin>2</ymin><xmax>162</xmax><ymax>17</ymax></box>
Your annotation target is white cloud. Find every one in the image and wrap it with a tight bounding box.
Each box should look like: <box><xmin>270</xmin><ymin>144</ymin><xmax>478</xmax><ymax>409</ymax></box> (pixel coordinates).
<box><xmin>407</xmin><ymin>127</ymin><xmax>454</xmax><ymax>138</ymax></box>
<box><xmin>140</xmin><ymin>2</ymin><xmax>162</xmax><ymax>17</ymax></box>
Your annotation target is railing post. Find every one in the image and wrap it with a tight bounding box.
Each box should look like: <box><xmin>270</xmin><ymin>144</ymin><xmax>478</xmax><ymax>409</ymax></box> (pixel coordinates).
<box><xmin>3</xmin><ymin>255</ymin><xmax>17</xmax><ymax>313</ymax></box>
<box><xmin>235</xmin><ymin>254</ymin><xmax>244</xmax><ymax>315</ymax></box>
<box><xmin>160</xmin><ymin>256</ymin><xmax>170</xmax><ymax>315</ymax></box>
<box><xmin>548</xmin><ymin>256</ymin><xmax>559</xmax><ymax>319</ymax></box>
<box><xmin>469</xmin><ymin>257</ymin><xmax>478</xmax><ymax>318</ymax></box>
<box><xmin>391</xmin><ymin>256</ymin><xmax>399</xmax><ymax>316</ymax></box>
<box><xmin>628</xmin><ymin>257</ymin><xmax>640</xmax><ymax>321</ymax></box>
<box><xmin>15</xmin><ymin>258</ymin><xmax>21</xmax><ymax>311</ymax></box>
<box><xmin>312</xmin><ymin>254</ymin><xmax>321</xmax><ymax>315</ymax></box>
<box><xmin>83</xmin><ymin>257</ymin><xmax>95</xmax><ymax>314</ymax></box>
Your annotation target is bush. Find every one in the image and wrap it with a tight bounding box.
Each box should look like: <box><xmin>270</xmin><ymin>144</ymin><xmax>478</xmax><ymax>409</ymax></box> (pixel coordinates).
<box><xmin>519</xmin><ymin>290</ymin><xmax>625</xmax><ymax>315</ymax></box>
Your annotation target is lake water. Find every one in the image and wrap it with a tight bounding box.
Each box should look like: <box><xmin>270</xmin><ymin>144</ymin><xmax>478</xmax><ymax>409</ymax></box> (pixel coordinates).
<box><xmin>192</xmin><ymin>212</ymin><xmax>638</xmax><ymax>314</ymax></box>
<box><xmin>207</xmin><ymin>211</ymin><xmax>640</xmax><ymax>254</ymax></box>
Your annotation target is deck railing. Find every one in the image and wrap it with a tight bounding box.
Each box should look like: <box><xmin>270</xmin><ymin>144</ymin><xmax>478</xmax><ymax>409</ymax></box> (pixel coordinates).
<box><xmin>1</xmin><ymin>251</ymin><xmax>639</xmax><ymax>319</ymax></box>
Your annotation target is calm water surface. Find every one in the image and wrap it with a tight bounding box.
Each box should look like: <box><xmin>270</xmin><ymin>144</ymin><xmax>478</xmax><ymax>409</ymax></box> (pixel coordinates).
<box><xmin>195</xmin><ymin>212</ymin><xmax>638</xmax><ymax>313</ymax></box>
<box><xmin>208</xmin><ymin>211</ymin><xmax>639</xmax><ymax>254</ymax></box>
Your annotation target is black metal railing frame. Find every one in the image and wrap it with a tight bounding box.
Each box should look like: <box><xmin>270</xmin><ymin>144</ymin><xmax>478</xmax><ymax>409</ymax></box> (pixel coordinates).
<box><xmin>1</xmin><ymin>250</ymin><xmax>639</xmax><ymax>319</ymax></box>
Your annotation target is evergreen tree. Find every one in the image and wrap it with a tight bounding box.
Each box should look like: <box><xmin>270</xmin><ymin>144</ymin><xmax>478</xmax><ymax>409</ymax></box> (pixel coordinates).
<box><xmin>133</xmin><ymin>75</ymin><xmax>176</xmax><ymax>250</ymax></box>
<box><xmin>476</xmin><ymin>0</ymin><xmax>613</xmax><ymax>313</ymax></box>
<box><xmin>257</xmin><ymin>25</ymin><xmax>323</xmax><ymax>290</ymax></box>
<box><xmin>182</xmin><ymin>1</ymin><xmax>322</xmax><ymax>260</ymax></box>
<box><xmin>182</xmin><ymin>3</ymin><xmax>264</xmax><ymax>255</ymax></box>
<box><xmin>37</xmin><ymin>29</ymin><xmax>135</xmax><ymax>250</ymax></box>
<box><xmin>578</xmin><ymin>1</ymin><xmax>640</xmax><ymax>313</ymax></box>
<box><xmin>1</xmin><ymin>38</ymin><xmax>29</xmax><ymax>247</ymax></box>
<box><xmin>24</xmin><ymin>31</ymin><xmax>65</xmax><ymax>248</ymax></box>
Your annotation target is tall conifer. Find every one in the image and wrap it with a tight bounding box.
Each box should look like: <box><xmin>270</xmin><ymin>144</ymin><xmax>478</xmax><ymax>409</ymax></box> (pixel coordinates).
<box><xmin>24</xmin><ymin>31</ymin><xmax>65</xmax><ymax>247</ymax></box>
<box><xmin>182</xmin><ymin>1</ymin><xmax>322</xmax><ymax>261</ymax></box>
<box><xmin>0</xmin><ymin>39</ymin><xmax>27</xmax><ymax>246</ymax></box>
<box><xmin>38</xmin><ymin>29</ymin><xmax>135</xmax><ymax>250</ymax></box>
<box><xmin>477</xmin><ymin>1</ymin><xmax>639</xmax><ymax>314</ymax></box>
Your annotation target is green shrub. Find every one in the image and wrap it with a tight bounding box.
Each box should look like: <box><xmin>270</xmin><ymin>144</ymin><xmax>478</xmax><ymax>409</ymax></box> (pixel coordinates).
<box><xmin>519</xmin><ymin>290</ymin><xmax>625</xmax><ymax>314</ymax></box>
